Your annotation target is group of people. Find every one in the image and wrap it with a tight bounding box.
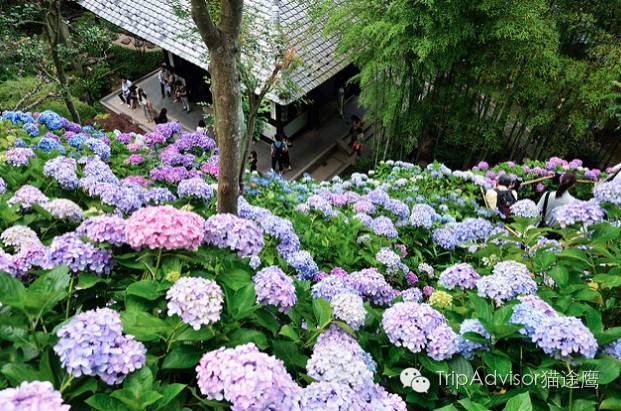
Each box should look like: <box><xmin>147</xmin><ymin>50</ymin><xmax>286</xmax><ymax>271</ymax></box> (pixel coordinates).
<box><xmin>270</xmin><ymin>134</ymin><xmax>293</xmax><ymax>173</ymax></box>
<box><xmin>118</xmin><ymin>63</ymin><xmax>191</xmax><ymax>125</ymax></box>
<box><xmin>486</xmin><ymin>164</ymin><xmax>621</xmax><ymax>229</ymax></box>
<box><xmin>157</xmin><ymin>63</ymin><xmax>191</xmax><ymax>113</ymax></box>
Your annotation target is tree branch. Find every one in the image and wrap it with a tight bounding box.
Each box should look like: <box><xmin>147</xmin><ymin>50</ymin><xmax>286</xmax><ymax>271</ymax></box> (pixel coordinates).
<box><xmin>22</xmin><ymin>92</ymin><xmax>60</xmax><ymax>112</ymax></box>
<box><xmin>13</xmin><ymin>82</ymin><xmax>44</xmax><ymax>110</ymax></box>
<box><xmin>191</xmin><ymin>0</ymin><xmax>221</xmax><ymax>49</ymax></box>
<box><xmin>220</xmin><ymin>0</ymin><xmax>244</xmax><ymax>38</ymax></box>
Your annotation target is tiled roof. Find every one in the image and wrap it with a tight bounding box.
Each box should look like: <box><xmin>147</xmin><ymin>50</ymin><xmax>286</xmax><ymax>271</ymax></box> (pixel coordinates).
<box><xmin>75</xmin><ymin>0</ymin><xmax>349</xmax><ymax>105</ymax></box>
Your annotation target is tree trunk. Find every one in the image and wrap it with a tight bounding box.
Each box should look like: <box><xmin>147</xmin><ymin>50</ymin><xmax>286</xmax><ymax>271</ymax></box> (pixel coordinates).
<box><xmin>210</xmin><ymin>47</ymin><xmax>245</xmax><ymax>214</ymax></box>
<box><xmin>46</xmin><ymin>0</ymin><xmax>80</xmax><ymax>123</ymax></box>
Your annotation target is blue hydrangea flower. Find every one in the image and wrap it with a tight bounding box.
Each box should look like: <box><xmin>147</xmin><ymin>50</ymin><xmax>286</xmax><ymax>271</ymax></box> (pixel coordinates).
<box><xmin>458</xmin><ymin>319</ymin><xmax>491</xmax><ymax>359</ymax></box>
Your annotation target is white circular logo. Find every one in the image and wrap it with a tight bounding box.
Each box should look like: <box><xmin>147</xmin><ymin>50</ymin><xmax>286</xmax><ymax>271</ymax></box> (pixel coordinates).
<box><xmin>400</xmin><ymin>368</ymin><xmax>430</xmax><ymax>393</ymax></box>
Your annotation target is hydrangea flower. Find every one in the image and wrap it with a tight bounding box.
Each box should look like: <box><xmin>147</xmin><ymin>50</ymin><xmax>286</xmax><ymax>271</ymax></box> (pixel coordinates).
<box><xmin>178</xmin><ymin>177</ymin><xmax>214</xmax><ymax>201</ymax></box>
<box><xmin>458</xmin><ymin>319</ymin><xmax>491</xmax><ymax>359</ymax></box>
<box><xmin>347</xmin><ymin>268</ymin><xmax>398</xmax><ymax>305</ymax></box>
<box><xmin>204</xmin><ymin>213</ymin><xmax>264</xmax><ymax>257</ymax></box>
<box><xmin>376</xmin><ymin>247</ymin><xmax>407</xmax><ymax>274</ymax></box>
<box><xmin>145</xmin><ymin>187</ymin><xmax>176</xmax><ymax>205</ymax></box>
<box><xmin>510</xmin><ymin>199</ymin><xmax>539</xmax><ymax>218</ymax></box>
<box><xmin>531</xmin><ymin>316</ymin><xmax>598</xmax><ymax>359</ymax></box>
<box><xmin>43</xmin><ymin>156</ymin><xmax>79</xmax><ymax>190</ymax></box>
<box><xmin>603</xmin><ymin>338</ymin><xmax>621</xmax><ymax>360</ymax></box>
<box><xmin>37</xmin><ymin>110</ymin><xmax>63</xmax><ymax>130</ymax></box>
<box><xmin>36</xmin><ymin>137</ymin><xmax>65</xmax><ymax>154</ymax></box>
<box><xmin>312</xmin><ymin>276</ymin><xmax>356</xmax><ymax>301</ymax></box>
<box><xmin>125</xmin><ymin>206</ymin><xmax>205</xmax><ymax>250</ymax></box>
<box><xmin>166</xmin><ymin>277</ymin><xmax>223</xmax><ymax>329</ymax></box>
<box><xmin>429</xmin><ymin>290</ymin><xmax>453</xmax><ymax>308</ymax></box>
<box><xmin>49</xmin><ymin>232</ymin><xmax>112</xmax><ymax>274</ymax></box>
<box><xmin>0</xmin><ymin>380</ymin><xmax>70</xmax><ymax>410</ymax></box>
<box><xmin>307</xmin><ymin>326</ymin><xmax>375</xmax><ymax>392</ymax></box>
<box><xmin>382</xmin><ymin>302</ymin><xmax>458</xmax><ymax>360</ymax></box>
<box><xmin>286</xmin><ymin>250</ymin><xmax>319</xmax><ymax>280</ymax></box>
<box><xmin>54</xmin><ymin>307</ymin><xmax>146</xmax><ymax>384</ymax></box>
<box><xmin>253</xmin><ymin>266</ymin><xmax>296</xmax><ymax>313</ymax></box>
<box><xmin>418</xmin><ymin>262</ymin><xmax>434</xmax><ymax>277</ymax></box>
<box><xmin>5</xmin><ymin>148</ymin><xmax>35</xmax><ymax>166</ymax></box>
<box><xmin>1</xmin><ymin>225</ymin><xmax>42</xmax><ymax>252</ymax></box>
<box><xmin>196</xmin><ymin>343</ymin><xmax>300</xmax><ymax>410</ymax></box>
<box><xmin>77</xmin><ymin>215</ymin><xmax>126</xmax><ymax>246</ymax></box>
<box><xmin>43</xmin><ymin>199</ymin><xmax>84</xmax><ymax>222</ymax></box>
<box><xmin>510</xmin><ymin>295</ymin><xmax>557</xmax><ymax>338</ymax></box>
<box><xmin>410</xmin><ymin>204</ymin><xmax>438</xmax><ymax>229</ymax></box>
<box><xmin>593</xmin><ymin>181</ymin><xmax>621</xmax><ymax>206</ymax></box>
<box><xmin>0</xmin><ymin>176</ymin><xmax>5</xmax><ymax>195</ymax></box>
<box><xmin>369</xmin><ymin>216</ymin><xmax>398</xmax><ymax>239</ymax></box>
<box><xmin>477</xmin><ymin>260</ymin><xmax>536</xmax><ymax>305</ymax></box>
<box><xmin>554</xmin><ymin>201</ymin><xmax>605</xmax><ymax>227</ymax></box>
<box><xmin>331</xmin><ymin>293</ymin><xmax>367</xmax><ymax>330</ymax></box>
<box><xmin>439</xmin><ymin>263</ymin><xmax>480</xmax><ymax>290</ymax></box>
<box><xmin>299</xmin><ymin>382</ymin><xmax>365</xmax><ymax>411</ymax></box>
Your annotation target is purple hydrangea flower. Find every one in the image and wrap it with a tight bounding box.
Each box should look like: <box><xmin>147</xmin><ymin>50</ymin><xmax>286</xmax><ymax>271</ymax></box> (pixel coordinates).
<box><xmin>0</xmin><ymin>177</ymin><xmax>5</xmax><ymax>195</ymax></box>
<box><xmin>43</xmin><ymin>199</ymin><xmax>84</xmax><ymax>222</ymax></box>
<box><xmin>593</xmin><ymin>181</ymin><xmax>621</xmax><ymax>206</ymax></box>
<box><xmin>6</xmin><ymin>148</ymin><xmax>35</xmax><ymax>166</ymax></box>
<box><xmin>299</xmin><ymin>382</ymin><xmax>365</xmax><ymax>410</ymax></box>
<box><xmin>196</xmin><ymin>343</ymin><xmax>300</xmax><ymax>410</ymax></box>
<box><xmin>0</xmin><ymin>380</ymin><xmax>70</xmax><ymax>410</ymax></box>
<box><xmin>54</xmin><ymin>307</ymin><xmax>146</xmax><ymax>384</ymax></box>
<box><xmin>401</xmin><ymin>287</ymin><xmax>423</xmax><ymax>302</ymax></box>
<box><xmin>178</xmin><ymin>177</ymin><xmax>214</xmax><ymax>202</ymax></box>
<box><xmin>286</xmin><ymin>250</ymin><xmax>319</xmax><ymax>280</ymax></box>
<box><xmin>43</xmin><ymin>156</ymin><xmax>79</xmax><ymax>190</ymax></box>
<box><xmin>418</xmin><ymin>263</ymin><xmax>434</xmax><ymax>277</ymax></box>
<box><xmin>49</xmin><ymin>232</ymin><xmax>112</xmax><ymax>274</ymax></box>
<box><xmin>77</xmin><ymin>215</ymin><xmax>126</xmax><ymax>246</ymax></box>
<box><xmin>312</xmin><ymin>276</ymin><xmax>356</xmax><ymax>301</ymax></box>
<box><xmin>476</xmin><ymin>260</ymin><xmax>536</xmax><ymax>305</ymax></box>
<box><xmin>458</xmin><ymin>319</ymin><xmax>491</xmax><ymax>359</ymax></box>
<box><xmin>347</xmin><ymin>268</ymin><xmax>398</xmax><ymax>305</ymax></box>
<box><xmin>8</xmin><ymin>185</ymin><xmax>49</xmax><ymax>209</ymax></box>
<box><xmin>253</xmin><ymin>266</ymin><xmax>296</xmax><ymax>313</ymax></box>
<box><xmin>1</xmin><ymin>225</ymin><xmax>42</xmax><ymax>252</ymax></box>
<box><xmin>204</xmin><ymin>213</ymin><xmax>264</xmax><ymax>257</ymax></box>
<box><xmin>510</xmin><ymin>295</ymin><xmax>557</xmax><ymax>337</ymax></box>
<box><xmin>439</xmin><ymin>263</ymin><xmax>480</xmax><ymax>290</ymax></box>
<box><xmin>532</xmin><ymin>316</ymin><xmax>598</xmax><ymax>359</ymax></box>
<box><xmin>554</xmin><ymin>201</ymin><xmax>605</xmax><ymax>227</ymax></box>
<box><xmin>166</xmin><ymin>277</ymin><xmax>223</xmax><ymax>330</ymax></box>
<box><xmin>331</xmin><ymin>293</ymin><xmax>366</xmax><ymax>330</ymax></box>
<box><xmin>510</xmin><ymin>199</ymin><xmax>539</xmax><ymax>218</ymax></box>
<box><xmin>145</xmin><ymin>187</ymin><xmax>177</xmax><ymax>205</ymax></box>
<box><xmin>376</xmin><ymin>247</ymin><xmax>408</xmax><ymax>274</ymax></box>
<box><xmin>410</xmin><ymin>204</ymin><xmax>438</xmax><ymax>229</ymax></box>
<box><xmin>603</xmin><ymin>338</ymin><xmax>621</xmax><ymax>360</ymax></box>
<box><xmin>427</xmin><ymin>323</ymin><xmax>461</xmax><ymax>361</ymax></box>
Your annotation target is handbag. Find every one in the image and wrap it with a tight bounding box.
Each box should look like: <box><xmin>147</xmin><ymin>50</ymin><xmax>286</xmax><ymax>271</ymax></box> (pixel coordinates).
<box><xmin>537</xmin><ymin>191</ymin><xmax>551</xmax><ymax>228</ymax></box>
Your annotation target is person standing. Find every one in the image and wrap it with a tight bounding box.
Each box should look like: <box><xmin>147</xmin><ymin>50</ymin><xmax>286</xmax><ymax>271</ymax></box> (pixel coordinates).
<box><xmin>154</xmin><ymin>108</ymin><xmax>168</xmax><ymax>125</ymax></box>
<box><xmin>337</xmin><ymin>85</ymin><xmax>345</xmax><ymax>118</ymax></box>
<box><xmin>178</xmin><ymin>83</ymin><xmax>191</xmax><ymax>112</ymax></box>
<box><xmin>157</xmin><ymin>64</ymin><xmax>167</xmax><ymax>98</ymax></box>
<box><xmin>249</xmin><ymin>151</ymin><xmax>258</xmax><ymax>173</ymax></box>
<box><xmin>165</xmin><ymin>70</ymin><xmax>176</xmax><ymax>99</ymax></box>
<box><xmin>485</xmin><ymin>175</ymin><xmax>518</xmax><ymax>218</ymax></box>
<box><xmin>137</xmin><ymin>88</ymin><xmax>154</xmax><ymax>122</ymax></box>
<box><xmin>119</xmin><ymin>77</ymin><xmax>133</xmax><ymax>105</ymax></box>
<box><xmin>537</xmin><ymin>173</ymin><xmax>577</xmax><ymax>228</ymax></box>
<box><xmin>271</xmin><ymin>135</ymin><xmax>286</xmax><ymax>173</ymax></box>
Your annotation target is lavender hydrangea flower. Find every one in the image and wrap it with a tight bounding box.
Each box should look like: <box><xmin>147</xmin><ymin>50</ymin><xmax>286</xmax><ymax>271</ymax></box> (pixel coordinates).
<box><xmin>376</xmin><ymin>247</ymin><xmax>407</xmax><ymax>274</ymax></box>
<box><xmin>43</xmin><ymin>199</ymin><xmax>84</xmax><ymax>222</ymax></box>
<box><xmin>458</xmin><ymin>319</ymin><xmax>491</xmax><ymax>359</ymax></box>
<box><xmin>54</xmin><ymin>307</ymin><xmax>146</xmax><ymax>385</ymax></box>
<box><xmin>299</xmin><ymin>382</ymin><xmax>365</xmax><ymax>411</ymax></box>
<box><xmin>554</xmin><ymin>200</ymin><xmax>605</xmax><ymax>227</ymax></box>
<box><xmin>369</xmin><ymin>216</ymin><xmax>398</xmax><ymax>239</ymax></box>
<box><xmin>347</xmin><ymin>268</ymin><xmax>398</xmax><ymax>305</ymax></box>
<box><xmin>410</xmin><ymin>204</ymin><xmax>438</xmax><ymax>229</ymax></box>
<box><xmin>49</xmin><ymin>232</ymin><xmax>112</xmax><ymax>274</ymax></box>
<box><xmin>401</xmin><ymin>287</ymin><xmax>423</xmax><ymax>302</ymax></box>
<box><xmin>204</xmin><ymin>213</ymin><xmax>264</xmax><ymax>257</ymax></box>
<box><xmin>603</xmin><ymin>338</ymin><xmax>621</xmax><ymax>360</ymax></box>
<box><xmin>307</xmin><ymin>326</ymin><xmax>375</xmax><ymax>392</ymax></box>
<box><xmin>418</xmin><ymin>262</ymin><xmax>435</xmax><ymax>278</ymax></box>
<box><xmin>145</xmin><ymin>187</ymin><xmax>177</xmax><ymax>205</ymax></box>
<box><xmin>196</xmin><ymin>343</ymin><xmax>300</xmax><ymax>410</ymax></box>
<box><xmin>43</xmin><ymin>156</ymin><xmax>79</xmax><ymax>190</ymax></box>
<box><xmin>77</xmin><ymin>215</ymin><xmax>126</xmax><ymax>246</ymax></box>
<box><xmin>5</xmin><ymin>148</ymin><xmax>36</xmax><ymax>166</ymax></box>
<box><xmin>510</xmin><ymin>295</ymin><xmax>558</xmax><ymax>337</ymax></box>
<box><xmin>286</xmin><ymin>250</ymin><xmax>319</xmax><ymax>280</ymax></box>
<box><xmin>0</xmin><ymin>380</ymin><xmax>70</xmax><ymax>410</ymax></box>
<box><xmin>382</xmin><ymin>302</ymin><xmax>458</xmax><ymax>360</ymax></box>
<box><xmin>178</xmin><ymin>177</ymin><xmax>214</xmax><ymax>201</ymax></box>
<box><xmin>532</xmin><ymin>316</ymin><xmax>598</xmax><ymax>359</ymax></box>
<box><xmin>477</xmin><ymin>260</ymin><xmax>536</xmax><ymax>305</ymax></box>
<box><xmin>352</xmin><ymin>200</ymin><xmax>376</xmax><ymax>214</ymax></box>
<box><xmin>1</xmin><ymin>225</ymin><xmax>42</xmax><ymax>252</ymax></box>
<box><xmin>312</xmin><ymin>276</ymin><xmax>356</xmax><ymax>301</ymax></box>
<box><xmin>166</xmin><ymin>277</ymin><xmax>223</xmax><ymax>329</ymax></box>
<box><xmin>593</xmin><ymin>181</ymin><xmax>621</xmax><ymax>206</ymax></box>
<box><xmin>439</xmin><ymin>263</ymin><xmax>480</xmax><ymax>290</ymax></box>
<box><xmin>331</xmin><ymin>293</ymin><xmax>367</xmax><ymax>330</ymax></box>
<box><xmin>253</xmin><ymin>266</ymin><xmax>297</xmax><ymax>313</ymax></box>
<box><xmin>510</xmin><ymin>199</ymin><xmax>539</xmax><ymax>218</ymax></box>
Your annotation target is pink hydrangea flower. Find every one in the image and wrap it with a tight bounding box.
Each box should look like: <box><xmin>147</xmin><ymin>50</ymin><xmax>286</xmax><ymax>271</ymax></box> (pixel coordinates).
<box><xmin>125</xmin><ymin>206</ymin><xmax>205</xmax><ymax>250</ymax></box>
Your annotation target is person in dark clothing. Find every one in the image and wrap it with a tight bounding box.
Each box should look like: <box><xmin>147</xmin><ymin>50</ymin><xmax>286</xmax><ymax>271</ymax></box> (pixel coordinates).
<box><xmin>349</xmin><ymin>115</ymin><xmax>364</xmax><ymax>145</ymax></box>
<box><xmin>249</xmin><ymin>151</ymin><xmax>258</xmax><ymax>173</ymax></box>
<box><xmin>154</xmin><ymin>108</ymin><xmax>168</xmax><ymax>125</ymax></box>
<box><xmin>271</xmin><ymin>135</ymin><xmax>286</xmax><ymax>172</ymax></box>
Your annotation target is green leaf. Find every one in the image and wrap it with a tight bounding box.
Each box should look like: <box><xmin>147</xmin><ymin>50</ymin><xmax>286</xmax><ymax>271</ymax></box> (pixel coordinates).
<box><xmin>548</xmin><ymin>266</ymin><xmax>569</xmax><ymax>288</ymax></box>
<box><xmin>227</xmin><ymin>328</ymin><xmax>268</xmax><ymax>350</ymax></box>
<box><xmin>125</xmin><ymin>367</ymin><xmax>154</xmax><ymax>393</ymax></box>
<box><xmin>459</xmin><ymin>398</ymin><xmax>490</xmax><ymax>411</ymax></box>
<box><xmin>152</xmin><ymin>384</ymin><xmax>186</xmax><ymax>411</ymax></box>
<box><xmin>591</xmin><ymin>274</ymin><xmax>621</xmax><ymax>288</ymax></box>
<box><xmin>126</xmin><ymin>280</ymin><xmax>164</xmax><ymax>301</ymax></box>
<box><xmin>228</xmin><ymin>284</ymin><xmax>258</xmax><ymax>319</ymax></box>
<box><xmin>312</xmin><ymin>298</ymin><xmax>332</xmax><ymax>328</ymax></box>
<box><xmin>24</xmin><ymin>265</ymin><xmax>70</xmax><ymax>316</ymax></box>
<box><xmin>279</xmin><ymin>325</ymin><xmax>300</xmax><ymax>342</ymax></box>
<box><xmin>219</xmin><ymin>268</ymin><xmax>252</xmax><ymax>291</ymax></box>
<box><xmin>173</xmin><ymin>325</ymin><xmax>215</xmax><ymax>343</ymax></box>
<box><xmin>419</xmin><ymin>356</ymin><xmax>449</xmax><ymax>375</ymax></box>
<box><xmin>78</xmin><ymin>273</ymin><xmax>111</xmax><ymax>290</ymax></box>
<box><xmin>0</xmin><ymin>271</ymin><xmax>26</xmax><ymax>308</ymax></box>
<box><xmin>120</xmin><ymin>311</ymin><xmax>168</xmax><ymax>342</ymax></box>
<box><xmin>449</xmin><ymin>356</ymin><xmax>474</xmax><ymax>380</ymax></box>
<box><xmin>600</xmin><ymin>397</ymin><xmax>621</xmax><ymax>410</ymax></box>
<box><xmin>111</xmin><ymin>389</ymin><xmax>162</xmax><ymax>411</ymax></box>
<box><xmin>482</xmin><ymin>352</ymin><xmax>512</xmax><ymax>377</ymax></box>
<box><xmin>86</xmin><ymin>394</ymin><xmax>131</xmax><ymax>411</ymax></box>
<box><xmin>272</xmin><ymin>339</ymin><xmax>308</xmax><ymax>369</ymax></box>
<box><xmin>435</xmin><ymin>406</ymin><xmax>459</xmax><ymax>411</ymax></box>
<box><xmin>162</xmin><ymin>346</ymin><xmax>203</xmax><ymax>369</ymax></box>
<box><xmin>579</xmin><ymin>359</ymin><xmax>620</xmax><ymax>385</ymax></box>
<box><xmin>503</xmin><ymin>392</ymin><xmax>532</xmax><ymax>411</ymax></box>
<box><xmin>470</xmin><ymin>293</ymin><xmax>493</xmax><ymax>326</ymax></box>
<box><xmin>65</xmin><ymin>378</ymin><xmax>98</xmax><ymax>401</ymax></box>
<box><xmin>1</xmin><ymin>363</ymin><xmax>42</xmax><ymax>385</ymax></box>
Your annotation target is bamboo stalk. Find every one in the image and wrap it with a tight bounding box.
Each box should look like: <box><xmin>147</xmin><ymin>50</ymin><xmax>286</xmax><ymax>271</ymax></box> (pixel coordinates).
<box><xmin>521</xmin><ymin>175</ymin><xmax>554</xmax><ymax>186</ymax></box>
<box><xmin>480</xmin><ymin>186</ymin><xmax>490</xmax><ymax>209</ymax></box>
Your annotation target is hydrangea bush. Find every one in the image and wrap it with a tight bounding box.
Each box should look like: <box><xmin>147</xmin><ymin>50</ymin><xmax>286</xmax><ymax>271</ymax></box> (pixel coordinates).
<box><xmin>0</xmin><ymin>111</ymin><xmax>620</xmax><ymax>409</ymax></box>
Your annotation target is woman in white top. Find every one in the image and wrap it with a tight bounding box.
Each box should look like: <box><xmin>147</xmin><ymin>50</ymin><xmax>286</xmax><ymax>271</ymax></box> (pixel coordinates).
<box><xmin>537</xmin><ymin>173</ymin><xmax>577</xmax><ymax>227</ymax></box>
